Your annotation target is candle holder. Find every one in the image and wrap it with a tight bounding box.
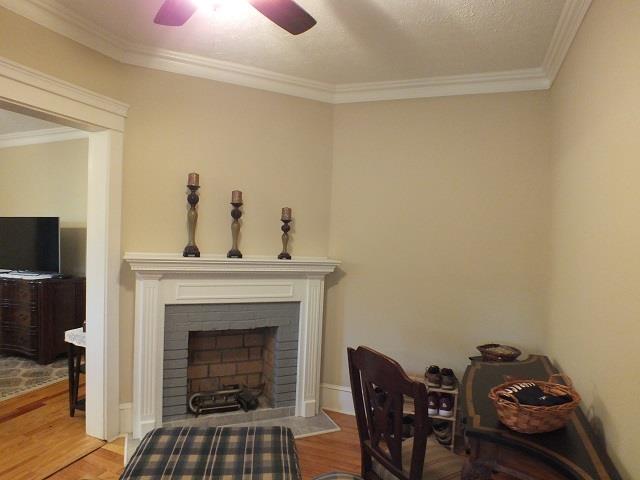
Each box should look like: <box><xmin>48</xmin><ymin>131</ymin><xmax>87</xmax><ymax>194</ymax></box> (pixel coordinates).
<box><xmin>183</xmin><ymin>184</ymin><xmax>201</xmax><ymax>257</ymax></box>
<box><xmin>278</xmin><ymin>218</ymin><xmax>292</xmax><ymax>260</ymax></box>
<box><xmin>227</xmin><ymin>201</ymin><xmax>243</xmax><ymax>258</ymax></box>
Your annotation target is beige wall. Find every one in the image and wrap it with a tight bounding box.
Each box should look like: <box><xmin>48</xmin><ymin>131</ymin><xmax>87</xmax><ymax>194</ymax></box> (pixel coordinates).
<box><xmin>0</xmin><ymin>139</ymin><xmax>88</xmax><ymax>276</ymax></box>
<box><xmin>2</xmin><ymin>5</ymin><xmax>639</xmax><ymax>475</ymax></box>
<box><xmin>117</xmin><ymin>66</ymin><xmax>333</xmax><ymax>400</ymax></box>
<box><xmin>547</xmin><ymin>1</ymin><xmax>640</xmax><ymax>477</ymax></box>
<box><xmin>0</xmin><ymin>7</ymin><xmax>333</xmax><ymax>403</ymax></box>
<box><xmin>325</xmin><ymin>93</ymin><xmax>551</xmax><ymax>386</ymax></box>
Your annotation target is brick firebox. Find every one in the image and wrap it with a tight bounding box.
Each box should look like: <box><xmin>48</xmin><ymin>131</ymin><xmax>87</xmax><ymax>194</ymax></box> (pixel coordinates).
<box><xmin>162</xmin><ymin>302</ymin><xmax>300</xmax><ymax>422</ymax></box>
<box><xmin>187</xmin><ymin>328</ymin><xmax>277</xmax><ymax>403</ymax></box>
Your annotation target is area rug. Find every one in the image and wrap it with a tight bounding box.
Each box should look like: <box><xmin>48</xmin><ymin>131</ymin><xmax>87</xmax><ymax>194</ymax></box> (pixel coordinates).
<box><xmin>0</xmin><ymin>354</ymin><xmax>67</xmax><ymax>401</ymax></box>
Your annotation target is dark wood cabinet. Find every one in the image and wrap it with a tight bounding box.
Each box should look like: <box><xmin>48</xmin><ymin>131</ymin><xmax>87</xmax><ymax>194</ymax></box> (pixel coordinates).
<box><xmin>0</xmin><ymin>277</ymin><xmax>85</xmax><ymax>364</ymax></box>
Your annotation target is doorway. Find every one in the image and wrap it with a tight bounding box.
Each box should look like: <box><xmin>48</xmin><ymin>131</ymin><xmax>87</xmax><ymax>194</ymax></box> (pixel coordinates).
<box><xmin>0</xmin><ymin>56</ymin><xmax>128</xmax><ymax>440</ymax></box>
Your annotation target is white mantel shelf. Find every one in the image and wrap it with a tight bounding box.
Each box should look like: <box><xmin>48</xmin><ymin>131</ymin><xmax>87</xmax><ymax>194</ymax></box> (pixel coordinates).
<box><xmin>124</xmin><ymin>252</ymin><xmax>340</xmax><ymax>439</ymax></box>
<box><xmin>124</xmin><ymin>252</ymin><xmax>340</xmax><ymax>275</ymax></box>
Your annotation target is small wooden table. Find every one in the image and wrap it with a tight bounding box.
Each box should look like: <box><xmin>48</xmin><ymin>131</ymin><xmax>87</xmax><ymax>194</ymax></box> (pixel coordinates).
<box><xmin>461</xmin><ymin>355</ymin><xmax>621</xmax><ymax>480</ymax></box>
<box><xmin>64</xmin><ymin>327</ymin><xmax>86</xmax><ymax>417</ymax></box>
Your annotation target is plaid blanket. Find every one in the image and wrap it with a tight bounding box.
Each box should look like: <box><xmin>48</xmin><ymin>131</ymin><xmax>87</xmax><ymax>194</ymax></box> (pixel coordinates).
<box><xmin>121</xmin><ymin>426</ymin><xmax>302</xmax><ymax>479</ymax></box>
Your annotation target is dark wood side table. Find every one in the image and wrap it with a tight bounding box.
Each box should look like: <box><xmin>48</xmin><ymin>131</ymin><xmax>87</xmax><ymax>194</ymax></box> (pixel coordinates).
<box><xmin>461</xmin><ymin>355</ymin><xmax>622</xmax><ymax>480</ymax></box>
<box><xmin>65</xmin><ymin>327</ymin><xmax>86</xmax><ymax>417</ymax></box>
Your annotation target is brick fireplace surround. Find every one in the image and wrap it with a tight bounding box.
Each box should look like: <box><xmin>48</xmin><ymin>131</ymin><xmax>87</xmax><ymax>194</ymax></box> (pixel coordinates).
<box><xmin>163</xmin><ymin>302</ymin><xmax>300</xmax><ymax>422</ymax></box>
<box><xmin>125</xmin><ymin>253</ymin><xmax>339</xmax><ymax>439</ymax></box>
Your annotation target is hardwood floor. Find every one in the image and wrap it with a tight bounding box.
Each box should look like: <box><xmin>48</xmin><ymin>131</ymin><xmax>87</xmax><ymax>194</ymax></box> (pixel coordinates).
<box><xmin>296</xmin><ymin>411</ymin><xmax>361</xmax><ymax>478</ymax></box>
<box><xmin>3</xmin><ymin>382</ymin><xmax>483</xmax><ymax>479</ymax></box>
<box><xmin>49</xmin><ymin>410</ymin><xmax>362</xmax><ymax>480</ymax></box>
<box><xmin>0</xmin><ymin>380</ymin><xmax>104</xmax><ymax>480</ymax></box>
<box><xmin>47</xmin><ymin>438</ymin><xmax>125</xmax><ymax>480</ymax></box>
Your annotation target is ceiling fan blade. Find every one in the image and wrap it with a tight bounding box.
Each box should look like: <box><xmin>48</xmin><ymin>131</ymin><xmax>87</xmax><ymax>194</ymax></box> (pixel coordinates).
<box><xmin>247</xmin><ymin>0</ymin><xmax>316</xmax><ymax>35</ymax></box>
<box><xmin>154</xmin><ymin>0</ymin><xmax>198</xmax><ymax>26</ymax></box>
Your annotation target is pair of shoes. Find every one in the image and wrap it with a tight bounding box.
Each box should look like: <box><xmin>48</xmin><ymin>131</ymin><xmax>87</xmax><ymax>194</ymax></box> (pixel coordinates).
<box><xmin>424</xmin><ymin>365</ymin><xmax>457</xmax><ymax>390</ymax></box>
<box><xmin>427</xmin><ymin>392</ymin><xmax>454</xmax><ymax>417</ymax></box>
<box><xmin>402</xmin><ymin>414</ymin><xmax>415</xmax><ymax>438</ymax></box>
<box><xmin>432</xmin><ymin>421</ymin><xmax>452</xmax><ymax>446</ymax></box>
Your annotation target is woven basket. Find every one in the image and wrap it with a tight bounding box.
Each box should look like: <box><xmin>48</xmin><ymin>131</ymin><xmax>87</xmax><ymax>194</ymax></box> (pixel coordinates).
<box><xmin>477</xmin><ymin>344</ymin><xmax>521</xmax><ymax>362</ymax></box>
<box><xmin>488</xmin><ymin>374</ymin><xmax>581</xmax><ymax>434</ymax></box>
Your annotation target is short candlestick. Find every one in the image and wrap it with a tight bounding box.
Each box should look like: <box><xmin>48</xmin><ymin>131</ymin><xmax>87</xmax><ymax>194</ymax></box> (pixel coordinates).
<box><xmin>278</xmin><ymin>218</ymin><xmax>292</xmax><ymax>260</ymax></box>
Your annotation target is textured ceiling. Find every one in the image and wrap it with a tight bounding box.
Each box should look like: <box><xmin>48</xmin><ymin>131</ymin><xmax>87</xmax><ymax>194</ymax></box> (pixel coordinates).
<box><xmin>52</xmin><ymin>0</ymin><xmax>566</xmax><ymax>84</ymax></box>
<box><xmin>0</xmin><ymin>109</ymin><xmax>61</xmax><ymax>135</ymax></box>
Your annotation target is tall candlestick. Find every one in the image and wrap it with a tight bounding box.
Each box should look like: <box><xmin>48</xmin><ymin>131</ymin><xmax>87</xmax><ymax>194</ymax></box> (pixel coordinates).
<box><xmin>183</xmin><ymin>183</ymin><xmax>200</xmax><ymax>257</ymax></box>
<box><xmin>227</xmin><ymin>194</ymin><xmax>243</xmax><ymax>259</ymax></box>
<box><xmin>187</xmin><ymin>172</ymin><xmax>199</xmax><ymax>187</ymax></box>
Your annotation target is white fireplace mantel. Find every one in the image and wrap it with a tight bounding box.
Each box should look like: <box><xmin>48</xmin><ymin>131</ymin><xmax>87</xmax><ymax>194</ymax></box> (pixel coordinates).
<box><xmin>124</xmin><ymin>253</ymin><xmax>340</xmax><ymax>439</ymax></box>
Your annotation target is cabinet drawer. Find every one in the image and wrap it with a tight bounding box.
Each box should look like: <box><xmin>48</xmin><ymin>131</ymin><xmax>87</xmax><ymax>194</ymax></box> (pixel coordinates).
<box><xmin>0</xmin><ymin>281</ymin><xmax>38</xmax><ymax>306</ymax></box>
<box><xmin>0</xmin><ymin>305</ymin><xmax>38</xmax><ymax>328</ymax></box>
<box><xmin>0</xmin><ymin>321</ymin><xmax>37</xmax><ymax>355</ymax></box>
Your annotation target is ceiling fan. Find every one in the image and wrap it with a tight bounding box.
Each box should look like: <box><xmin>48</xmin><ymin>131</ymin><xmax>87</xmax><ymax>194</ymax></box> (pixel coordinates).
<box><xmin>154</xmin><ymin>0</ymin><xmax>317</xmax><ymax>35</ymax></box>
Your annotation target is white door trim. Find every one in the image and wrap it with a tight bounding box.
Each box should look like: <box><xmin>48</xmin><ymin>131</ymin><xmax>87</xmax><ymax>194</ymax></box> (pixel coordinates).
<box><xmin>0</xmin><ymin>56</ymin><xmax>129</xmax><ymax>440</ymax></box>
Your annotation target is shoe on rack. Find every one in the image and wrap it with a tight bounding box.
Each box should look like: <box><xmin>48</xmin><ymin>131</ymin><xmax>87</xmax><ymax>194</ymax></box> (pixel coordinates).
<box><xmin>427</xmin><ymin>392</ymin><xmax>439</xmax><ymax>416</ymax></box>
<box><xmin>425</xmin><ymin>365</ymin><xmax>441</xmax><ymax>387</ymax></box>
<box><xmin>441</xmin><ymin>368</ymin><xmax>457</xmax><ymax>391</ymax></box>
<box><xmin>438</xmin><ymin>394</ymin><xmax>454</xmax><ymax>418</ymax></box>
<box><xmin>432</xmin><ymin>421</ymin><xmax>452</xmax><ymax>446</ymax></box>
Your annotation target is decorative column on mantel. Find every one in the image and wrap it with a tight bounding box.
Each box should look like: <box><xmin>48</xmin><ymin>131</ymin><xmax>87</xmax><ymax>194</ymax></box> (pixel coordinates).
<box><xmin>124</xmin><ymin>253</ymin><xmax>340</xmax><ymax>439</ymax></box>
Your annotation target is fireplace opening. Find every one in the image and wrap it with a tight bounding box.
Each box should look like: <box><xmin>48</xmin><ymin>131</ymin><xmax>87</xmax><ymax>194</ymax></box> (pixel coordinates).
<box><xmin>187</xmin><ymin>328</ymin><xmax>277</xmax><ymax>412</ymax></box>
<box><xmin>162</xmin><ymin>302</ymin><xmax>300</xmax><ymax>423</ymax></box>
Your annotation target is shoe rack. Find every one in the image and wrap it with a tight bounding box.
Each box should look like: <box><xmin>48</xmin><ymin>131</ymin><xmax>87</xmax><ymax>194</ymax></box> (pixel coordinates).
<box><xmin>408</xmin><ymin>375</ymin><xmax>459</xmax><ymax>452</ymax></box>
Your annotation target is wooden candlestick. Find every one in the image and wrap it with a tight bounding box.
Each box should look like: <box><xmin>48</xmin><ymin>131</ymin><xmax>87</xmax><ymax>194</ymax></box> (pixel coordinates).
<box><xmin>278</xmin><ymin>218</ymin><xmax>292</xmax><ymax>260</ymax></box>
<box><xmin>227</xmin><ymin>201</ymin><xmax>243</xmax><ymax>258</ymax></box>
<box><xmin>183</xmin><ymin>184</ymin><xmax>201</xmax><ymax>257</ymax></box>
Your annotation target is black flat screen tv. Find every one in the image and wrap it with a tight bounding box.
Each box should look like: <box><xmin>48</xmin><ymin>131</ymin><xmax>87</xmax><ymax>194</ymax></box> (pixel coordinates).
<box><xmin>0</xmin><ymin>217</ymin><xmax>60</xmax><ymax>273</ymax></box>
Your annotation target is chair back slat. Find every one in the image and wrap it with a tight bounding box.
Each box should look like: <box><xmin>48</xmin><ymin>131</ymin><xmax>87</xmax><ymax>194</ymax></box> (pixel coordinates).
<box><xmin>348</xmin><ymin>346</ymin><xmax>430</xmax><ymax>480</ymax></box>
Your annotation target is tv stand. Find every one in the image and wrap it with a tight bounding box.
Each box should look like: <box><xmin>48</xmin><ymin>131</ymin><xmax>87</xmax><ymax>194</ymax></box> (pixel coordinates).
<box><xmin>0</xmin><ymin>276</ymin><xmax>85</xmax><ymax>364</ymax></box>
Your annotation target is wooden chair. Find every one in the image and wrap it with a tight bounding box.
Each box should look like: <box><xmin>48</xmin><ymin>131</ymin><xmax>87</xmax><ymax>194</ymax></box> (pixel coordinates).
<box><xmin>347</xmin><ymin>346</ymin><xmax>463</xmax><ymax>480</ymax></box>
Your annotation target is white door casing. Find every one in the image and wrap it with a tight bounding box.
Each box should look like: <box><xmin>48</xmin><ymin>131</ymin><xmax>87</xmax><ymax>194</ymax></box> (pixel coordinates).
<box><xmin>0</xmin><ymin>56</ymin><xmax>128</xmax><ymax>440</ymax></box>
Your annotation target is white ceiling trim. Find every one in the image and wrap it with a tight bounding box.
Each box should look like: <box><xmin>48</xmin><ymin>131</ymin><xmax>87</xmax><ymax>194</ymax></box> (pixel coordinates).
<box><xmin>0</xmin><ymin>0</ymin><xmax>591</xmax><ymax>104</ymax></box>
<box><xmin>0</xmin><ymin>56</ymin><xmax>130</xmax><ymax>118</ymax></box>
<box><xmin>0</xmin><ymin>126</ymin><xmax>88</xmax><ymax>148</ymax></box>
<box><xmin>542</xmin><ymin>0</ymin><xmax>592</xmax><ymax>82</ymax></box>
<box><xmin>333</xmin><ymin>68</ymin><xmax>551</xmax><ymax>104</ymax></box>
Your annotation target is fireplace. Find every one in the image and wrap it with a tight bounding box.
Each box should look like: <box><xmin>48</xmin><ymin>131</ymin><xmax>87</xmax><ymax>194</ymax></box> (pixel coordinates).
<box><xmin>125</xmin><ymin>253</ymin><xmax>339</xmax><ymax>439</ymax></box>
<box><xmin>162</xmin><ymin>302</ymin><xmax>299</xmax><ymax>422</ymax></box>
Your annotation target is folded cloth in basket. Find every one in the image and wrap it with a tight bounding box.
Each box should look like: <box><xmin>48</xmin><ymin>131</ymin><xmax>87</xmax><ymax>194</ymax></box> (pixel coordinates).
<box><xmin>499</xmin><ymin>382</ymin><xmax>573</xmax><ymax>407</ymax></box>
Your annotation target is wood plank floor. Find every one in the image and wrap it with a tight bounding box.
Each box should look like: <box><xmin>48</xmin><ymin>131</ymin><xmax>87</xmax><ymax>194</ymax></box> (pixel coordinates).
<box><xmin>50</xmin><ymin>410</ymin><xmax>362</xmax><ymax>480</ymax></box>
<box><xmin>3</xmin><ymin>382</ymin><xmax>492</xmax><ymax>479</ymax></box>
<box><xmin>0</xmin><ymin>380</ymin><xmax>104</xmax><ymax>480</ymax></box>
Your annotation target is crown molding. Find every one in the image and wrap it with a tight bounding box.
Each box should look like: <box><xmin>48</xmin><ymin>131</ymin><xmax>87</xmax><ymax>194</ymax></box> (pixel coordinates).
<box><xmin>122</xmin><ymin>45</ymin><xmax>335</xmax><ymax>103</ymax></box>
<box><xmin>0</xmin><ymin>126</ymin><xmax>88</xmax><ymax>148</ymax></box>
<box><xmin>0</xmin><ymin>0</ymin><xmax>590</xmax><ymax>104</ymax></box>
<box><xmin>0</xmin><ymin>56</ymin><xmax>130</xmax><ymax>118</ymax></box>
<box><xmin>332</xmin><ymin>68</ymin><xmax>551</xmax><ymax>104</ymax></box>
<box><xmin>542</xmin><ymin>0</ymin><xmax>592</xmax><ymax>82</ymax></box>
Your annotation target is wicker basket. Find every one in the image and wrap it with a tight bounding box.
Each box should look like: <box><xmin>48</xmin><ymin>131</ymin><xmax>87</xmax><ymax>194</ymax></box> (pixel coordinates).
<box><xmin>477</xmin><ymin>344</ymin><xmax>521</xmax><ymax>362</ymax></box>
<box><xmin>488</xmin><ymin>374</ymin><xmax>581</xmax><ymax>434</ymax></box>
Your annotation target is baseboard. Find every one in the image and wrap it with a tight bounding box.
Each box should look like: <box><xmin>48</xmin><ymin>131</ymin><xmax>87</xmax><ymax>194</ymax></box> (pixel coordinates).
<box><xmin>320</xmin><ymin>383</ymin><xmax>354</xmax><ymax>415</ymax></box>
<box><xmin>119</xmin><ymin>402</ymin><xmax>132</xmax><ymax>434</ymax></box>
